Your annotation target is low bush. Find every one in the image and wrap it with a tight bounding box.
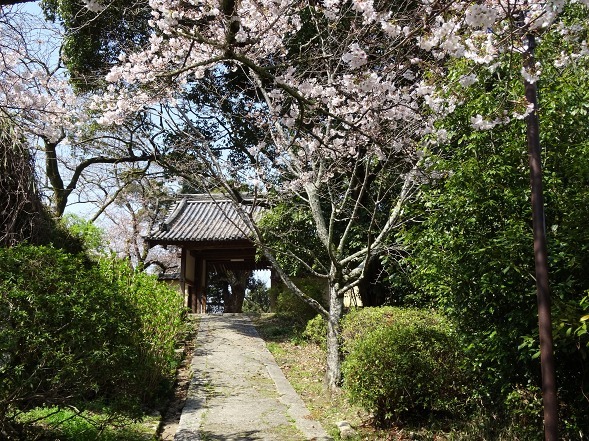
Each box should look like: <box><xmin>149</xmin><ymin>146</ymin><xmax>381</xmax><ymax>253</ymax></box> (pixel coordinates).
<box><xmin>0</xmin><ymin>245</ymin><xmax>186</xmax><ymax>438</ymax></box>
<box><xmin>302</xmin><ymin>314</ymin><xmax>327</xmax><ymax>349</ymax></box>
<box><xmin>341</xmin><ymin>307</ymin><xmax>470</xmax><ymax>426</ymax></box>
<box><xmin>502</xmin><ymin>384</ymin><xmax>544</xmax><ymax>439</ymax></box>
<box><xmin>341</xmin><ymin>306</ymin><xmax>446</xmax><ymax>353</ymax></box>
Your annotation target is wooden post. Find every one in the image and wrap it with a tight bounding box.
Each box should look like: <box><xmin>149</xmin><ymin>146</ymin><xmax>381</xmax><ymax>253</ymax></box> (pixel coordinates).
<box><xmin>181</xmin><ymin>248</ymin><xmax>188</xmax><ymax>308</ymax></box>
<box><xmin>187</xmin><ymin>285</ymin><xmax>194</xmax><ymax>312</ymax></box>
<box><xmin>200</xmin><ymin>259</ymin><xmax>207</xmax><ymax>313</ymax></box>
<box><xmin>194</xmin><ymin>257</ymin><xmax>208</xmax><ymax>313</ymax></box>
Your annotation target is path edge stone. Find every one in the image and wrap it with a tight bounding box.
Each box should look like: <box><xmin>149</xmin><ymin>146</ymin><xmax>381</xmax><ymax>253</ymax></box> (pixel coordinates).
<box><xmin>174</xmin><ymin>317</ymin><xmax>209</xmax><ymax>441</ymax></box>
<box><xmin>248</xmin><ymin>318</ymin><xmax>333</xmax><ymax>441</ymax></box>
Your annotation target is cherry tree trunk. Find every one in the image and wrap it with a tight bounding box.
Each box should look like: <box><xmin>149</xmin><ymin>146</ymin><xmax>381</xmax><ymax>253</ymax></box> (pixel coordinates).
<box><xmin>326</xmin><ymin>282</ymin><xmax>344</xmax><ymax>392</ymax></box>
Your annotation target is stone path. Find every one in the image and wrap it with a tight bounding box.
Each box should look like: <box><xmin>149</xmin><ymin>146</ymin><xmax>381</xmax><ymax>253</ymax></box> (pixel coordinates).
<box><xmin>174</xmin><ymin>314</ymin><xmax>331</xmax><ymax>441</ymax></box>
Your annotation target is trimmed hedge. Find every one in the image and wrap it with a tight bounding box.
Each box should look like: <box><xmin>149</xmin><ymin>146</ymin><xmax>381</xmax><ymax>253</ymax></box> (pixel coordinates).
<box><xmin>341</xmin><ymin>307</ymin><xmax>470</xmax><ymax>426</ymax></box>
<box><xmin>99</xmin><ymin>257</ymin><xmax>187</xmax><ymax>404</ymax></box>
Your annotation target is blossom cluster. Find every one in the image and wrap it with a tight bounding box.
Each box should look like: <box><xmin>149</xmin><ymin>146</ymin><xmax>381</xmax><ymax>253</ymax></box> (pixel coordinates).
<box><xmin>90</xmin><ymin>0</ymin><xmax>589</xmax><ymax>192</ymax></box>
<box><xmin>96</xmin><ymin>1</ymin><xmax>437</xmax><ymax>159</ymax></box>
<box><xmin>0</xmin><ymin>9</ymin><xmax>86</xmax><ymax>142</ymax></box>
<box><xmin>83</xmin><ymin>0</ymin><xmax>106</xmax><ymax>13</ymax></box>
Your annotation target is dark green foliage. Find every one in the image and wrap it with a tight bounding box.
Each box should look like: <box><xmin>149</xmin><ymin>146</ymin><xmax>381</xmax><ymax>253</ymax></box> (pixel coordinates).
<box><xmin>341</xmin><ymin>307</ymin><xmax>469</xmax><ymax>426</ymax></box>
<box><xmin>259</xmin><ymin>202</ymin><xmax>327</xmax><ymax>277</ymax></box>
<box><xmin>0</xmin><ymin>245</ymin><xmax>139</xmax><ymax>431</ymax></box>
<box><xmin>401</xmin><ymin>13</ymin><xmax>589</xmax><ymax>434</ymax></box>
<box><xmin>405</xmin><ymin>121</ymin><xmax>538</xmax><ymax>396</ymax></box>
<box><xmin>184</xmin><ymin>65</ymin><xmax>269</xmax><ymax>162</ymax></box>
<box><xmin>1</xmin><ymin>121</ymin><xmax>42</xmax><ymax>247</ymax></box>
<box><xmin>205</xmin><ymin>270</ymin><xmax>267</xmax><ymax>313</ymax></box>
<box><xmin>0</xmin><ymin>245</ymin><xmax>186</xmax><ymax>438</ymax></box>
<box><xmin>41</xmin><ymin>0</ymin><xmax>152</xmax><ymax>91</ymax></box>
<box><xmin>274</xmin><ymin>277</ymin><xmax>328</xmax><ymax>321</ymax></box>
<box><xmin>243</xmin><ymin>278</ymin><xmax>271</xmax><ymax>313</ymax></box>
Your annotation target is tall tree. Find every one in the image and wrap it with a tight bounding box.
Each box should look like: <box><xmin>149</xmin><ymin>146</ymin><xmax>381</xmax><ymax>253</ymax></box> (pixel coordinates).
<box><xmin>96</xmin><ymin>0</ymin><xmax>439</xmax><ymax>390</ymax></box>
<box><xmin>41</xmin><ymin>0</ymin><xmax>152</xmax><ymax>91</ymax></box>
<box><xmin>87</xmin><ymin>0</ymin><xmax>589</xmax><ymax>397</ymax></box>
<box><xmin>0</xmin><ymin>5</ymin><xmax>161</xmax><ymax>217</ymax></box>
<box><xmin>403</xmin><ymin>15</ymin><xmax>589</xmax><ymax>434</ymax></box>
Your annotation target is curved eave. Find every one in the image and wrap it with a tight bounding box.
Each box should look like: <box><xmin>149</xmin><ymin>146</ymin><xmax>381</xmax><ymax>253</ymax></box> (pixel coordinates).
<box><xmin>146</xmin><ymin>238</ymin><xmax>256</xmax><ymax>250</ymax></box>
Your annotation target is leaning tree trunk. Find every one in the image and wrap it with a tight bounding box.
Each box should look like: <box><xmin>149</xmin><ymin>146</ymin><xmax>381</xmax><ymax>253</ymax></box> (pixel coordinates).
<box><xmin>326</xmin><ymin>279</ymin><xmax>344</xmax><ymax>391</ymax></box>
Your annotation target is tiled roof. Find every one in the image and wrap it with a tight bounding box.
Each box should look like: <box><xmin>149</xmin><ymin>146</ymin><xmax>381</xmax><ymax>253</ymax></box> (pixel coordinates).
<box><xmin>147</xmin><ymin>194</ymin><xmax>263</xmax><ymax>244</ymax></box>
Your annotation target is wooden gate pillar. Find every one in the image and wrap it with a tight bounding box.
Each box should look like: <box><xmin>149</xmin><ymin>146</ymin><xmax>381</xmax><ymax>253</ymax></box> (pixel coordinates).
<box><xmin>195</xmin><ymin>257</ymin><xmax>207</xmax><ymax>313</ymax></box>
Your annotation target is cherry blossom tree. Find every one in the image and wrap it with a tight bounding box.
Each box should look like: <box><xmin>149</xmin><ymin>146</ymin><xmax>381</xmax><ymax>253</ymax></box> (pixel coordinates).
<box><xmin>1</xmin><ymin>0</ymin><xmax>587</xmax><ymax>434</ymax></box>
<box><xmin>0</xmin><ymin>5</ymin><xmax>159</xmax><ymax>217</ymax></box>
<box><xmin>94</xmin><ymin>0</ymin><xmax>441</xmax><ymax>390</ymax></box>
<box><xmin>102</xmin><ymin>172</ymin><xmax>180</xmax><ymax>273</ymax></box>
<box><xmin>92</xmin><ymin>0</ymin><xmax>589</xmax><ymax>405</ymax></box>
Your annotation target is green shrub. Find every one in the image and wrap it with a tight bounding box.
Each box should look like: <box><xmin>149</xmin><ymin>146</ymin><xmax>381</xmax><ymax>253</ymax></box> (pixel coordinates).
<box><xmin>302</xmin><ymin>314</ymin><xmax>327</xmax><ymax>348</ymax></box>
<box><xmin>341</xmin><ymin>306</ymin><xmax>447</xmax><ymax>354</ymax></box>
<box><xmin>0</xmin><ymin>245</ymin><xmax>186</xmax><ymax>437</ymax></box>
<box><xmin>341</xmin><ymin>307</ymin><xmax>469</xmax><ymax>426</ymax></box>
<box><xmin>60</xmin><ymin>213</ymin><xmax>106</xmax><ymax>254</ymax></box>
<box><xmin>99</xmin><ymin>257</ymin><xmax>187</xmax><ymax>402</ymax></box>
<box><xmin>502</xmin><ymin>385</ymin><xmax>543</xmax><ymax>439</ymax></box>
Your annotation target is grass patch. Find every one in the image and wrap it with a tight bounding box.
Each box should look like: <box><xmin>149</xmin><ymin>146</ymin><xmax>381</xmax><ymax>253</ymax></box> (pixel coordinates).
<box><xmin>16</xmin><ymin>406</ymin><xmax>158</xmax><ymax>441</ymax></box>
<box><xmin>272</xmin><ymin>422</ymin><xmax>307</xmax><ymax>440</ymax></box>
<box><xmin>267</xmin><ymin>341</ymin><xmax>292</xmax><ymax>358</ymax></box>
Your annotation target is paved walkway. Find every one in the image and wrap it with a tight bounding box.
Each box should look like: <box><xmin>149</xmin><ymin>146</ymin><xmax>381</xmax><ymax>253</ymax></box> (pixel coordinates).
<box><xmin>174</xmin><ymin>314</ymin><xmax>331</xmax><ymax>441</ymax></box>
